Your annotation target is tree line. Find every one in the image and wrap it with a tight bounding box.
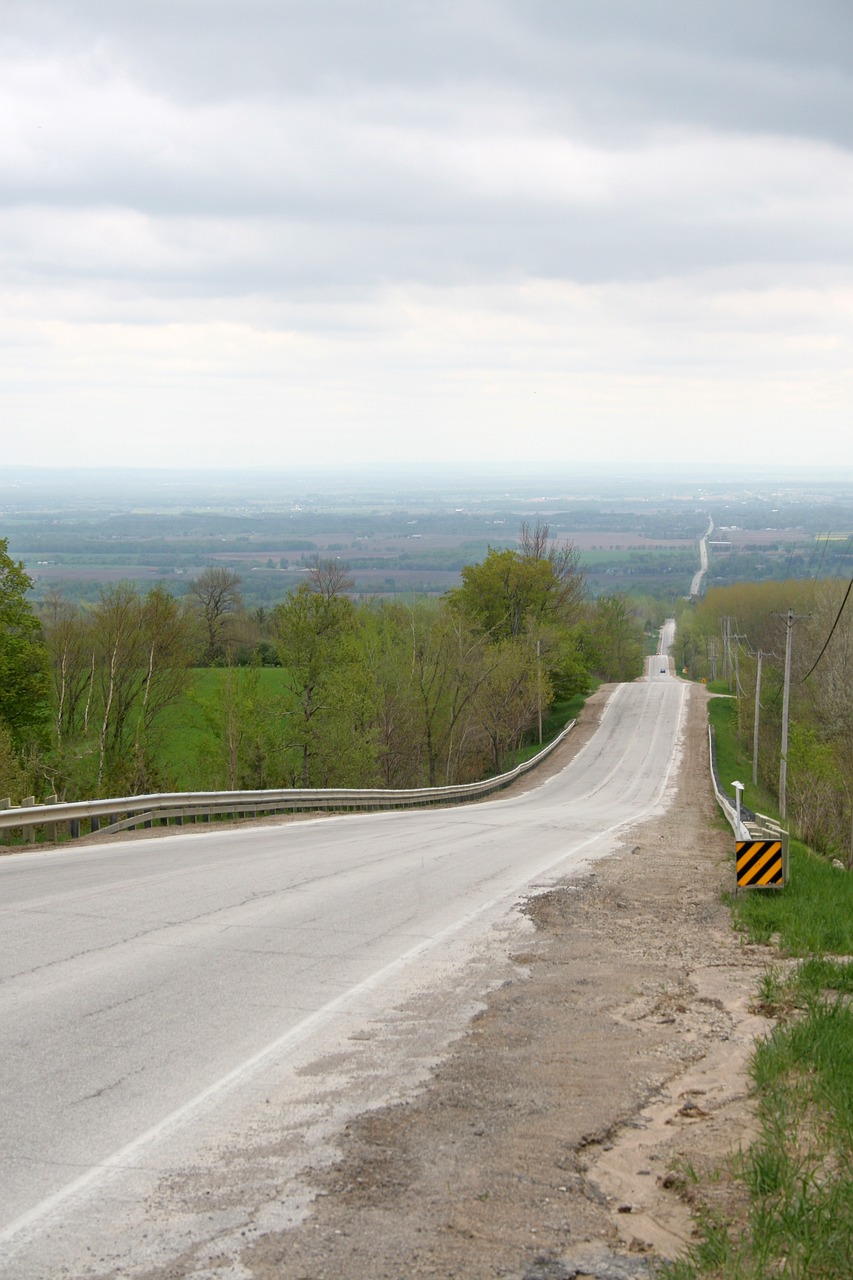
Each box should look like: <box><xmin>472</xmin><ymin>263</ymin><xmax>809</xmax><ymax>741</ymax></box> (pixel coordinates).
<box><xmin>676</xmin><ymin>579</ymin><xmax>853</xmax><ymax>862</ymax></box>
<box><xmin>0</xmin><ymin>527</ymin><xmax>646</xmax><ymax>803</ymax></box>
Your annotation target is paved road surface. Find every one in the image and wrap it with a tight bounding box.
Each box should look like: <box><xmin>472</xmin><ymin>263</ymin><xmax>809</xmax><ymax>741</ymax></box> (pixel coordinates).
<box><xmin>0</xmin><ymin>669</ymin><xmax>687</xmax><ymax>1277</ymax></box>
<box><xmin>690</xmin><ymin>517</ymin><xmax>714</xmax><ymax>597</ymax></box>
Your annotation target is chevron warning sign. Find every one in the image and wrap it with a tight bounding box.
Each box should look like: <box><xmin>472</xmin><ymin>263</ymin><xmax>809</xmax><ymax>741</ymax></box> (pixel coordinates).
<box><xmin>736</xmin><ymin>840</ymin><xmax>784</xmax><ymax>888</ymax></box>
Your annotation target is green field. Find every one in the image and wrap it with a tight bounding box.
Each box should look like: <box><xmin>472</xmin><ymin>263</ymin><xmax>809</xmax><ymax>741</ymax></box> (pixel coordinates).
<box><xmin>157</xmin><ymin>668</ymin><xmax>291</xmax><ymax>790</ymax></box>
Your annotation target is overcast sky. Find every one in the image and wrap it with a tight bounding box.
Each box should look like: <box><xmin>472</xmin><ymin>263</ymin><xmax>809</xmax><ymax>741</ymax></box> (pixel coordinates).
<box><xmin>3</xmin><ymin>1</ymin><xmax>852</xmax><ymax>473</ymax></box>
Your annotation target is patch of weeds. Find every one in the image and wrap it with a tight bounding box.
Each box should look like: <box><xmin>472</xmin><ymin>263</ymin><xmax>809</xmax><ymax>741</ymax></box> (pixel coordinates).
<box><xmin>660</xmin><ymin>1211</ymin><xmax>731</xmax><ymax>1279</ymax></box>
<box><xmin>751</xmin><ymin>967</ymin><xmax>790</xmax><ymax>1018</ymax></box>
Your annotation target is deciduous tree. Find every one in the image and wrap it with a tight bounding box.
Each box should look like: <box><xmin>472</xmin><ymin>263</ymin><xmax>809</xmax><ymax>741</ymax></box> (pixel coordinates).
<box><xmin>0</xmin><ymin>539</ymin><xmax>49</xmax><ymax>745</ymax></box>
<box><xmin>187</xmin><ymin>567</ymin><xmax>243</xmax><ymax>664</ymax></box>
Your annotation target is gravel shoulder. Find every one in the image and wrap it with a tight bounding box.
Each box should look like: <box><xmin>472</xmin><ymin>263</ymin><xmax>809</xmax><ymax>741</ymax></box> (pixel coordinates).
<box><xmin>220</xmin><ymin>681</ymin><xmax>772</xmax><ymax>1280</ymax></box>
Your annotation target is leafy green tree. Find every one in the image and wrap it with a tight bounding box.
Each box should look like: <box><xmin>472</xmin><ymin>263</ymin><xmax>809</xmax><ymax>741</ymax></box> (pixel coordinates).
<box><xmin>447</xmin><ymin>524</ymin><xmax>588</xmax><ymax>725</ymax></box>
<box><xmin>449</xmin><ymin>547</ymin><xmax>559</xmax><ymax>641</ymax></box>
<box><xmin>359</xmin><ymin>602</ymin><xmax>426</xmax><ymax>788</ymax></box>
<box><xmin>0</xmin><ymin>720</ymin><xmax>27</xmax><ymax>803</ymax></box>
<box><xmin>194</xmin><ymin>665</ymin><xmax>288</xmax><ymax>790</ymax></box>
<box><xmin>580</xmin><ymin>595</ymin><xmax>645</xmax><ymax>682</ymax></box>
<box><xmin>0</xmin><ymin>539</ymin><xmax>49</xmax><ymax>746</ymax></box>
<box><xmin>272</xmin><ymin>565</ymin><xmax>372</xmax><ymax>786</ymax></box>
<box><xmin>407</xmin><ymin>602</ymin><xmax>493</xmax><ymax>786</ymax></box>
<box><xmin>39</xmin><ymin>583</ymin><xmax>195</xmax><ymax>796</ymax></box>
<box><xmin>473</xmin><ymin>638</ymin><xmax>551</xmax><ymax>773</ymax></box>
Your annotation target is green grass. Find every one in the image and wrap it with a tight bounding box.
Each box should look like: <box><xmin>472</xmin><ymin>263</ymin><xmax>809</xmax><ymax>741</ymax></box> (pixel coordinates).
<box><xmin>156</xmin><ymin>667</ymin><xmax>291</xmax><ymax>789</ymax></box>
<box><xmin>730</xmin><ymin>839</ymin><xmax>853</xmax><ymax>955</ymax></box>
<box><xmin>708</xmin><ymin>692</ymin><xmax>853</xmax><ymax>957</ymax></box>
<box><xmin>708</xmin><ymin>695</ymin><xmax>777</xmax><ymax>820</ymax></box>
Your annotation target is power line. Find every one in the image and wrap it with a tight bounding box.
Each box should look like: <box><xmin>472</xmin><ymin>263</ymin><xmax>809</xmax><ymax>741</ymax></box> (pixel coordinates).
<box><xmin>807</xmin><ymin>530</ymin><xmax>828</xmax><ymax>577</ymax></box>
<box><xmin>784</xmin><ymin>539</ymin><xmax>798</xmax><ymax>578</ymax></box>
<box><xmin>801</xmin><ymin>574</ymin><xmax>853</xmax><ymax>683</ymax></box>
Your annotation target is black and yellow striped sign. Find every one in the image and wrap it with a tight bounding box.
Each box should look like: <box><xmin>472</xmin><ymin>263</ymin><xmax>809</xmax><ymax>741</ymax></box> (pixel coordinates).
<box><xmin>736</xmin><ymin>840</ymin><xmax>784</xmax><ymax>888</ymax></box>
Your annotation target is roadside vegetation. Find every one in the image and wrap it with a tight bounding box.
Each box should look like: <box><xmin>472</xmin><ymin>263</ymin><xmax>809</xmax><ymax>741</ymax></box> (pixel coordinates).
<box><xmin>0</xmin><ymin>526</ymin><xmax>646</xmax><ymax>808</ymax></box>
<box><xmin>677</xmin><ymin>578</ymin><xmax>853</xmax><ymax>865</ymax></box>
<box><xmin>661</xmin><ymin>666</ymin><xmax>853</xmax><ymax>1280</ymax></box>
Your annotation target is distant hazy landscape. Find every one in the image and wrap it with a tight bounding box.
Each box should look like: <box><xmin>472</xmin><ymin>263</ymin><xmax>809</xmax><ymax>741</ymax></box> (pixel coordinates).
<box><xmin>5</xmin><ymin>465</ymin><xmax>852</xmax><ymax>609</ymax></box>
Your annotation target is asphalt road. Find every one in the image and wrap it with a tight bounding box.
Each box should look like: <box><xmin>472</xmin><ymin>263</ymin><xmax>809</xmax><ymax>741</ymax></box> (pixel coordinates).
<box><xmin>0</xmin><ymin>668</ymin><xmax>687</xmax><ymax>1277</ymax></box>
<box><xmin>690</xmin><ymin>516</ymin><xmax>714</xmax><ymax>597</ymax></box>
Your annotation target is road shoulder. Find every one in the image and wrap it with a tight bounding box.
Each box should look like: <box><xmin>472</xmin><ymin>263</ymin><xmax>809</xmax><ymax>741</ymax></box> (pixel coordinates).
<box><xmin>216</xmin><ymin>685</ymin><xmax>772</xmax><ymax>1280</ymax></box>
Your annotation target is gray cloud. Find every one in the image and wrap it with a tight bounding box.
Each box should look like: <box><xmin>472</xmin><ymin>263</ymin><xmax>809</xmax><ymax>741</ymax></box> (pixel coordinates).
<box><xmin>9</xmin><ymin>0</ymin><xmax>853</xmax><ymax>133</ymax></box>
<box><xmin>2</xmin><ymin>1</ymin><xmax>851</xmax><ymax>469</ymax></box>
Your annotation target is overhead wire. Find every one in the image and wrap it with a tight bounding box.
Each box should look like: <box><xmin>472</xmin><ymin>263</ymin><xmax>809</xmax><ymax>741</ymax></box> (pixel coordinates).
<box><xmin>807</xmin><ymin>530</ymin><xmax>828</xmax><ymax>577</ymax></box>
<box><xmin>814</xmin><ymin>531</ymin><xmax>832</xmax><ymax>577</ymax></box>
<box><xmin>801</xmin><ymin>574</ymin><xmax>853</xmax><ymax>683</ymax></box>
<box><xmin>784</xmin><ymin>538</ymin><xmax>798</xmax><ymax>578</ymax></box>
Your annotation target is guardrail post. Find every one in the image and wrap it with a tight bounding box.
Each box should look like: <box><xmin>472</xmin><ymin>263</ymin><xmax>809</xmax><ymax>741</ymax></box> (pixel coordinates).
<box><xmin>70</xmin><ymin>818</ymin><xmax>80</xmax><ymax>839</ymax></box>
<box><xmin>44</xmin><ymin>795</ymin><xmax>58</xmax><ymax>842</ymax></box>
<box><xmin>90</xmin><ymin>815</ymin><xmax>100</xmax><ymax>834</ymax></box>
<box><xmin>22</xmin><ymin>797</ymin><xmax>35</xmax><ymax>843</ymax></box>
<box><xmin>0</xmin><ymin>798</ymin><xmax>10</xmax><ymax>845</ymax></box>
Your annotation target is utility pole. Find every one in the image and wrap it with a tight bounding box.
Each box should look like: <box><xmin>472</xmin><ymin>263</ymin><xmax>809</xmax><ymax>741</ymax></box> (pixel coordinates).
<box><xmin>733</xmin><ymin>634</ymin><xmax>742</xmax><ymax>697</ymax></box>
<box><xmin>777</xmin><ymin>609</ymin><xmax>809</xmax><ymax>821</ymax></box>
<box><xmin>753</xmin><ymin>650</ymin><xmax>763</xmax><ymax>787</ymax></box>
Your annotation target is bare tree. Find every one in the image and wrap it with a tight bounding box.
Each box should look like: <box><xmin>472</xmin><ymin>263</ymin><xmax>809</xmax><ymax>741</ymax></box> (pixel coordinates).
<box><xmin>306</xmin><ymin>556</ymin><xmax>354</xmax><ymax>602</ymax></box>
<box><xmin>187</xmin><ymin>567</ymin><xmax>243</xmax><ymax>664</ymax></box>
<box><xmin>519</xmin><ymin>520</ymin><xmax>584</xmax><ymax>625</ymax></box>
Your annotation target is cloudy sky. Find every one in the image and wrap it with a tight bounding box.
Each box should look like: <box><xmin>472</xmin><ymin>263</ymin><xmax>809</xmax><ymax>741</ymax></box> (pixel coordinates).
<box><xmin>3</xmin><ymin>1</ymin><xmax>852</xmax><ymax>472</ymax></box>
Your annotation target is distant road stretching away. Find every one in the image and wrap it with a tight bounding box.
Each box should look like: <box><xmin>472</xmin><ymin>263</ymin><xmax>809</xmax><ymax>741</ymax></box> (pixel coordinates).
<box><xmin>0</xmin><ymin>664</ymin><xmax>687</xmax><ymax>1278</ymax></box>
<box><xmin>690</xmin><ymin>517</ymin><xmax>714</xmax><ymax>597</ymax></box>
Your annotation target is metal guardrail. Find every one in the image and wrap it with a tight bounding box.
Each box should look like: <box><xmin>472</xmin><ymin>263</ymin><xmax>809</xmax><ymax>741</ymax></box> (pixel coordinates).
<box><xmin>707</xmin><ymin>724</ymin><xmax>758</xmax><ymax>828</ymax></box>
<box><xmin>707</xmin><ymin>724</ymin><xmax>752</xmax><ymax>839</ymax></box>
<box><xmin>0</xmin><ymin>719</ymin><xmax>577</xmax><ymax>846</ymax></box>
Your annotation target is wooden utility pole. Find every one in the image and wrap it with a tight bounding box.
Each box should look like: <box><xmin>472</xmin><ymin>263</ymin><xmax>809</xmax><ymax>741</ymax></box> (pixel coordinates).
<box><xmin>777</xmin><ymin>609</ymin><xmax>809</xmax><ymax>821</ymax></box>
<box><xmin>753</xmin><ymin>650</ymin><xmax>763</xmax><ymax>787</ymax></box>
